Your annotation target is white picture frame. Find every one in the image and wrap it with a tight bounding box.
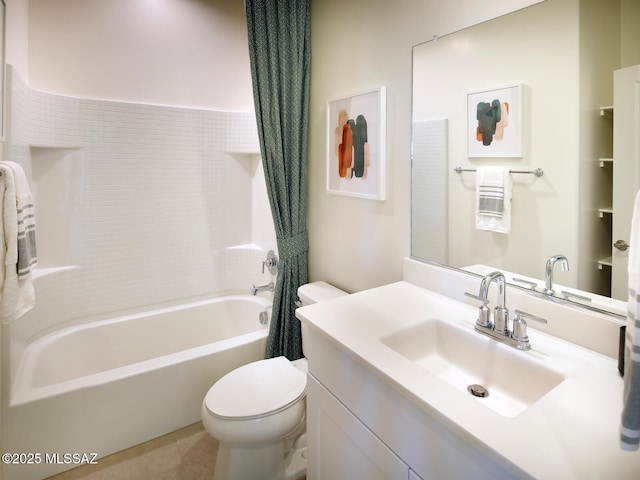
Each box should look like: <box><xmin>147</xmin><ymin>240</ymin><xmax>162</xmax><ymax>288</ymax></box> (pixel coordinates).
<box><xmin>326</xmin><ymin>87</ymin><xmax>386</xmax><ymax>200</ymax></box>
<box><xmin>467</xmin><ymin>84</ymin><xmax>523</xmax><ymax>158</ymax></box>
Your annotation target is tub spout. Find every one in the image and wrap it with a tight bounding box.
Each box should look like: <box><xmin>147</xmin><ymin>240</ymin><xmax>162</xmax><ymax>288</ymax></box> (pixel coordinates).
<box><xmin>251</xmin><ymin>282</ymin><xmax>274</xmax><ymax>296</ymax></box>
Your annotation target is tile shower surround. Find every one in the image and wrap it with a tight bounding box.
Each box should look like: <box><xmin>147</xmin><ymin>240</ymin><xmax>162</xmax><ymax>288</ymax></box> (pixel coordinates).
<box><xmin>5</xmin><ymin>67</ymin><xmax>274</xmax><ymax>380</ymax></box>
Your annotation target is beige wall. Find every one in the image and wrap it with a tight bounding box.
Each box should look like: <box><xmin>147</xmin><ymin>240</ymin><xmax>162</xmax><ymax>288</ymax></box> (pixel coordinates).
<box><xmin>27</xmin><ymin>0</ymin><xmax>254</xmax><ymax>111</ymax></box>
<box><xmin>5</xmin><ymin>0</ymin><xmax>29</xmax><ymax>83</ymax></box>
<box><xmin>621</xmin><ymin>0</ymin><xmax>640</xmax><ymax>67</ymax></box>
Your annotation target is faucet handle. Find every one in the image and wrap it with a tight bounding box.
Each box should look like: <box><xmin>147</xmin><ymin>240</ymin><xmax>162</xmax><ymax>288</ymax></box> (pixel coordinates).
<box><xmin>464</xmin><ymin>292</ymin><xmax>488</xmax><ymax>304</ymax></box>
<box><xmin>512</xmin><ymin>310</ymin><xmax>547</xmax><ymax>350</ymax></box>
<box><xmin>512</xmin><ymin>277</ymin><xmax>539</xmax><ymax>291</ymax></box>
<box><xmin>262</xmin><ymin>250</ymin><xmax>278</xmax><ymax>275</ymax></box>
<box><xmin>464</xmin><ymin>292</ymin><xmax>491</xmax><ymax>328</ymax></box>
<box><xmin>560</xmin><ymin>290</ymin><xmax>592</xmax><ymax>303</ymax></box>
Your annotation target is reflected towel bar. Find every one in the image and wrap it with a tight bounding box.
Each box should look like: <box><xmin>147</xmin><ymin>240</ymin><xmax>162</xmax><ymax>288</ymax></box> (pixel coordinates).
<box><xmin>454</xmin><ymin>166</ymin><xmax>544</xmax><ymax>177</ymax></box>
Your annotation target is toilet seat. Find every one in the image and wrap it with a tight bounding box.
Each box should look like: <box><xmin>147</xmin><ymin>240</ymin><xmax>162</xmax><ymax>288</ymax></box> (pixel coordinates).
<box><xmin>204</xmin><ymin>356</ymin><xmax>306</xmax><ymax>420</ymax></box>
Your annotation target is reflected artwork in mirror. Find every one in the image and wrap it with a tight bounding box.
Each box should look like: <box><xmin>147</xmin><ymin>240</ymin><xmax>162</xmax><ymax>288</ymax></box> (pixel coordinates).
<box><xmin>411</xmin><ymin>0</ymin><xmax>640</xmax><ymax>318</ymax></box>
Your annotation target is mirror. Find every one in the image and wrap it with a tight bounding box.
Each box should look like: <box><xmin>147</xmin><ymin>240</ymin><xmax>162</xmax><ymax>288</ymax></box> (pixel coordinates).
<box><xmin>411</xmin><ymin>0</ymin><xmax>640</xmax><ymax>318</ymax></box>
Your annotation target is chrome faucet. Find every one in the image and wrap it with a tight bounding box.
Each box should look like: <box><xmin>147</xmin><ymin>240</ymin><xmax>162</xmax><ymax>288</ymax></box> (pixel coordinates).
<box><xmin>477</xmin><ymin>271</ymin><xmax>509</xmax><ymax>334</ymax></box>
<box><xmin>465</xmin><ymin>271</ymin><xmax>547</xmax><ymax>350</ymax></box>
<box><xmin>251</xmin><ymin>282</ymin><xmax>274</xmax><ymax>295</ymax></box>
<box><xmin>262</xmin><ymin>250</ymin><xmax>278</xmax><ymax>275</ymax></box>
<box><xmin>543</xmin><ymin>254</ymin><xmax>569</xmax><ymax>295</ymax></box>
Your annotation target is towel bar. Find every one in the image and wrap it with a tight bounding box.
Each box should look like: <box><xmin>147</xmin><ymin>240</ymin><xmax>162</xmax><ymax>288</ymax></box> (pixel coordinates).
<box><xmin>454</xmin><ymin>166</ymin><xmax>544</xmax><ymax>177</ymax></box>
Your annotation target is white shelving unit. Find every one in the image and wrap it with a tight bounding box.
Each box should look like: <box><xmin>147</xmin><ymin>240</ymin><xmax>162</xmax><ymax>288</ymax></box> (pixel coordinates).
<box><xmin>598</xmin><ymin>106</ymin><xmax>614</xmax><ymax>283</ymax></box>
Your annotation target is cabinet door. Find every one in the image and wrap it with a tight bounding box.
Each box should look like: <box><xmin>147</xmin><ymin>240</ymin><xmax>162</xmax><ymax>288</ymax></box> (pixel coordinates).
<box><xmin>306</xmin><ymin>374</ymin><xmax>409</xmax><ymax>480</ymax></box>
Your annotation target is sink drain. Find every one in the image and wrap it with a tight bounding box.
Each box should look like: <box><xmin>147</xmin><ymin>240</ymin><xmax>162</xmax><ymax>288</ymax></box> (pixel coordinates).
<box><xmin>467</xmin><ymin>384</ymin><xmax>489</xmax><ymax>398</ymax></box>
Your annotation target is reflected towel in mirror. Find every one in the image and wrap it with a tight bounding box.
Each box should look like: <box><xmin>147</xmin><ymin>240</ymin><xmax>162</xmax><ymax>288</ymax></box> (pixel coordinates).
<box><xmin>475</xmin><ymin>166</ymin><xmax>511</xmax><ymax>234</ymax></box>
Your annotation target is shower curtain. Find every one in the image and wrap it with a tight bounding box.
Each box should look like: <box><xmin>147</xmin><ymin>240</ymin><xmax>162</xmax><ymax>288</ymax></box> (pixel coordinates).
<box><xmin>245</xmin><ymin>0</ymin><xmax>311</xmax><ymax>360</ymax></box>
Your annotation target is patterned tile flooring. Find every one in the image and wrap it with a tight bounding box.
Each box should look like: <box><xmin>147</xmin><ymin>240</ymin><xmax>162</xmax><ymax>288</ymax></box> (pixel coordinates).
<box><xmin>45</xmin><ymin>422</ymin><xmax>218</xmax><ymax>480</ymax></box>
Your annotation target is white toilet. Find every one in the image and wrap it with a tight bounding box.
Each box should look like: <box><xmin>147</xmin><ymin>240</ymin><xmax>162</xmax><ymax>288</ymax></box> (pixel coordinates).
<box><xmin>201</xmin><ymin>281</ymin><xmax>347</xmax><ymax>480</ymax></box>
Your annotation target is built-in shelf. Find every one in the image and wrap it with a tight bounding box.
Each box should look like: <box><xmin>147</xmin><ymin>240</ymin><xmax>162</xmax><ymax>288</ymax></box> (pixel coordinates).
<box><xmin>32</xmin><ymin>265</ymin><xmax>80</xmax><ymax>281</ymax></box>
<box><xmin>596</xmin><ymin>106</ymin><xmax>614</xmax><ymax>281</ymax></box>
<box><xmin>600</xmin><ymin>105</ymin><xmax>614</xmax><ymax>116</ymax></box>
<box><xmin>598</xmin><ymin>207</ymin><xmax>613</xmax><ymax>218</ymax></box>
<box><xmin>598</xmin><ymin>257</ymin><xmax>613</xmax><ymax>269</ymax></box>
<box><xmin>31</xmin><ymin>147</ymin><xmax>85</xmax><ymax>268</ymax></box>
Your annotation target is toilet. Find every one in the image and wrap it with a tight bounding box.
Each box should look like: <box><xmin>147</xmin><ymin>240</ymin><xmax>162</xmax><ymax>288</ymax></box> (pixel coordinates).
<box><xmin>201</xmin><ymin>281</ymin><xmax>347</xmax><ymax>480</ymax></box>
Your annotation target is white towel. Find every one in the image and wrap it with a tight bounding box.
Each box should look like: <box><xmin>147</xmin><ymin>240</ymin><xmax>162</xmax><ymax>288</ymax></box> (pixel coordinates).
<box><xmin>0</xmin><ymin>161</ymin><xmax>37</xmax><ymax>323</ymax></box>
<box><xmin>621</xmin><ymin>190</ymin><xmax>640</xmax><ymax>451</ymax></box>
<box><xmin>475</xmin><ymin>166</ymin><xmax>512</xmax><ymax>234</ymax></box>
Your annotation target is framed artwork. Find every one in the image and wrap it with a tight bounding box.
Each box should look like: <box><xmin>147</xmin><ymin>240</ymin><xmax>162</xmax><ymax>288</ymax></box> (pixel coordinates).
<box><xmin>467</xmin><ymin>84</ymin><xmax>522</xmax><ymax>158</ymax></box>
<box><xmin>326</xmin><ymin>87</ymin><xmax>386</xmax><ymax>200</ymax></box>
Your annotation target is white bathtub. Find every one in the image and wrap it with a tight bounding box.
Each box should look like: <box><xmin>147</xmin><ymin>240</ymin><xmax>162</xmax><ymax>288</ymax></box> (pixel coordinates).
<box><xmin>4</xmin><ymin>295</ymin><xmax>271</xmax><ymax>480</ymax></box>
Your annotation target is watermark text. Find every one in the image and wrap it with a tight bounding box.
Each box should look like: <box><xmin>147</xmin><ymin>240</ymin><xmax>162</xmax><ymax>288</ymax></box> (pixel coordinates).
<box><xmin>2</xmin><ymin>452</ymin><xmax>98</xmax><ymax>465</ymax></box>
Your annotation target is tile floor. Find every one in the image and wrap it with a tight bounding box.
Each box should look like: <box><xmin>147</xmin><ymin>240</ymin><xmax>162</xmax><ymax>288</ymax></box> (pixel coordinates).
<box><xmin>45</xmin><ymin>422</ymin><xmax>218</xmax><ymax>480</ymax></box>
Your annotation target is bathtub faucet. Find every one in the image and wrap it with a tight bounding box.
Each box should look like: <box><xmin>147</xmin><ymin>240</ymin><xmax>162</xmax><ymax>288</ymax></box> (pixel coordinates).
<box><xmin>251</xmin><ymin>282</ymin><xmax>274</xmax><ymax>296</ymax></box>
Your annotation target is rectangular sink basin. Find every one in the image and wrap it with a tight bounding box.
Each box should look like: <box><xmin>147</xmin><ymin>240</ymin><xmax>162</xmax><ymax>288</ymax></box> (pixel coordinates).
<box><xmin>380</xmin><ymin>318</ymin><xmax>565</xmax><ymax>417</ymax></box>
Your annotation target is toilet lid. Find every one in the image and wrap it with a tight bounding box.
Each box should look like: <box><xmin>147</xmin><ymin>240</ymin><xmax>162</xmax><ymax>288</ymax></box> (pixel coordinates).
<box><xmin>205</xmin><ymin>356</ymin><xmax>306</xmax><ymax>419</ymax></box>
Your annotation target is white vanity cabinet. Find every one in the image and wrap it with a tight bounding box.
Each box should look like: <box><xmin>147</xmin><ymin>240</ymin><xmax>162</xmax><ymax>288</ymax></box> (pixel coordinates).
<box><xmin>306</xmin><ymin>374</ymin><xmax>415</xmax><ymax>480</ymax></box>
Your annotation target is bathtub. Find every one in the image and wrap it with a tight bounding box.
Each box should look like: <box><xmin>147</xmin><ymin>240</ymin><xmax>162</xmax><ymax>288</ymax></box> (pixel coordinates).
<box><xmin>4</xmin><ymin>294</ymin><xmax>271</xmax><ymax>480</ymax></box>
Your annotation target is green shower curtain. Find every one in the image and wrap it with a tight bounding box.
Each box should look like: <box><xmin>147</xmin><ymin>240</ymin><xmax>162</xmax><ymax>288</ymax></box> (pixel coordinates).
<box><xmin>245</xmin><ymin>0</ymin><xmax>311</xmax><ymax>360</ymax></box>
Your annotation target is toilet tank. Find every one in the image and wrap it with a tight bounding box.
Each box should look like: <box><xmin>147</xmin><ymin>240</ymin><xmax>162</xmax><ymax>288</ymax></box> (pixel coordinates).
<box><xmin>297</xmin><ymin>281</ymin><xmax>347</xmax><ymax>306</ymax></box>
<box><xmin>297</xmin><ymin>282</ymin><xmax>347</xmax><ymax>357</ymax></box>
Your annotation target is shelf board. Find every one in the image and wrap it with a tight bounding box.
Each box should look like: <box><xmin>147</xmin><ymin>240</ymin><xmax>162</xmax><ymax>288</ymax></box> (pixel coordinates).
<box><xmin>599</xmin><ymin>158</ymin><xmax>614</xmax><ymax>167</ymax></box>
<box><xmin>600</xmin><ymin>105</ymin><xmax>614</xmax><ymax>116</ymax></box>
<box><xmin>598</xmin><ymin>207</ymin><xmax>613</xmax><ymax>218</ymax></box>
<box><xmin>598</xmin><ymin>257</ymin><xmax>613</xmax><ymax>269</ymax></box>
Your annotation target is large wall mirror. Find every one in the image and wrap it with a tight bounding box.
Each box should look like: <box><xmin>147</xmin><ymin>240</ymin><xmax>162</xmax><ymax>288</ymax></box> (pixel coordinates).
<box><xmin>411</xmin><ymin>0</ymin><xmax>640</xmax><ymax>317</ymax></box>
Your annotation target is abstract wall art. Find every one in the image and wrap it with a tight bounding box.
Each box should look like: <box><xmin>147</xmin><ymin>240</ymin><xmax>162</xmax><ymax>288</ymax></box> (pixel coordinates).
<box><xmin>467</xmin><ymin>85</ymin><xmax>522</xmax><ymax>157</ymax></box>
<box><xmin>327</xmin><ymin>87</ymin><xmax>386</xmax><ymax>200</ymax></box>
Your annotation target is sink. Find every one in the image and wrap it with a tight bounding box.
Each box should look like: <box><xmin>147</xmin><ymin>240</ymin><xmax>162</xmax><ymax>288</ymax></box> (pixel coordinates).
<box><xmin>380</xmin><ymin>318</ymin><xmax>565</xmax><ymax>417</ymax></box>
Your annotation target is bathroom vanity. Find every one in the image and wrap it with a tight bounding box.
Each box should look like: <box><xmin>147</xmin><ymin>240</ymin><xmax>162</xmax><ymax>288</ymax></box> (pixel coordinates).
<box><xmin>296</xmin><ymin>258</ymin><xmax>640</xmax><ymax>479</ymax></box>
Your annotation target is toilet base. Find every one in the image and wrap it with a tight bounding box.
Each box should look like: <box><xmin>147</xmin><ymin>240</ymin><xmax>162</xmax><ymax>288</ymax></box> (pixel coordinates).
<box><xmin>213</xmin><ymin>432</ymin><xmax>306</xmax><ymax>480</ymax></box>
<box><xmin>214</xmin><ymin>441</ymin><xmax>282</xmax><ymax>480</ymax></box>
<box><xmin>284</xmin><ymin>433</ymin><xmax>307</xmax><ymax>480</ymax></box>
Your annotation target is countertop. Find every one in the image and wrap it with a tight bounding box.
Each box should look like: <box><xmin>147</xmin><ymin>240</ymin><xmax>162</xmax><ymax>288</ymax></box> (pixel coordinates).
<box><xmin>297</xmin><ymin>280</ymin><xmax>640</xmax><ymax>479</ymax></box>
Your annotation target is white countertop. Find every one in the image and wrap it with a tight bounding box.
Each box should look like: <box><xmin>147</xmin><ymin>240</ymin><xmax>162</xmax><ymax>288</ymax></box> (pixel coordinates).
<box><xmin>297</xmin><ymin>280</ymin><xmax>640</xmax><ymax>479</ymax></box>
